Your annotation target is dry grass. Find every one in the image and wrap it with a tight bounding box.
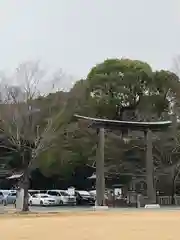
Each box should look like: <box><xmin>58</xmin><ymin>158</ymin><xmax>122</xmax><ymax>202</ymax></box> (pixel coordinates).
<box><xmin>0</xmin><ymin>210</ymin><xmax>180</xmax><ymax>239</ymax></box>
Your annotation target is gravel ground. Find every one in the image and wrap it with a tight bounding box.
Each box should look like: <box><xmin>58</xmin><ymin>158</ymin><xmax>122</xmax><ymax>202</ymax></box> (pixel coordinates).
<box><xmin>0</xmin><ymin>210</ymin><xmax>180</xmax><ymax>239</ymax></box>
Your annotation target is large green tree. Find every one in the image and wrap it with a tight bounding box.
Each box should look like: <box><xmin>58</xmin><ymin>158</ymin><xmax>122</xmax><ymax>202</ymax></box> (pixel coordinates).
<box><xmin>85</xmin><ymin>58</ymin><xmax>178</xmax><ymax>121</ymax></box>
<box><xmin>38</xmin><ymin>59</ymin><xmax>180</xmax><ymax>187</ymax></box>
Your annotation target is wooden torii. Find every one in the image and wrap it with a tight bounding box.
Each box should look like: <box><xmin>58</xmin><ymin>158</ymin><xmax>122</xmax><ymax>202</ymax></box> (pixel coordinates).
<box><xmin>75</xmin><ymin>114</ymin><xmax>174</xmax><ymax>206</ymax></box>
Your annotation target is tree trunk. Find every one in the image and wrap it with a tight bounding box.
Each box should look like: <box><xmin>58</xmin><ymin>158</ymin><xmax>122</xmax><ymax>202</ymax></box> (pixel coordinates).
<box><xmin>22</xmin><ymin>169</ymin><xmax>29</xmax><ymax>212</ymax></box>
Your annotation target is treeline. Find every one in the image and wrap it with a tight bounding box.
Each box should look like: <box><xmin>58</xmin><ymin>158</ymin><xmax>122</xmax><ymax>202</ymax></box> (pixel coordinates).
<box><xmin>1</xmin><ymin>58</ymin><xmax>180</xmax><ymax>192</ymax></box>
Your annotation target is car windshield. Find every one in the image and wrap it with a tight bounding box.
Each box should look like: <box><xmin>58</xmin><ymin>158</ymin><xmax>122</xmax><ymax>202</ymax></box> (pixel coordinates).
<box><xmin>10</xmin><ymin>193</ymin><xmax>16</xmax><ymax>196</ymax></box>
<box><xmin>48</xmin><ymin>191</ymin><xmax>60</xmax><ymax>196</ymax></box>
<box><xmin>60</xmin><ymin>191</ymin><xmax>69</xmax><ymax>196</ymax></box>
<box><xmin>39</xmin><ymin>195</ymin><xmax>49</xmax><ymax>198</ymax></box>
<box><xmin>78</xmin><ymin>191</ymin><xmax>90</xmax><ymax>196</ymax></box>
<box><xmin>89</xmin><ymin>191</ymin><xmax>96</xmax><ymax>195</ymax></box>
<box><xmin>39</xmin><ymin>190</ymin><xmax>47</xmax><ymax>194</ymax></box>
<box><xmin>29</xmin><ymin>191</ymin><xmax>39</xmax><ymax>195</ymax></box>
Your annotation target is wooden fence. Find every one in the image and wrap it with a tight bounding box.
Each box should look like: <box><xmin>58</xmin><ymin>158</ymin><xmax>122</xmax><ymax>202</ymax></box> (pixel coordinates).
<box><xmin>107</xmin><ymin>195</ymin><xmax>180</xmax><ymax>207</ymax></box>
<box><xmin>157</xmin><ymin>195</ymin><xmax>180</xmax><ymax>205</ymax></box>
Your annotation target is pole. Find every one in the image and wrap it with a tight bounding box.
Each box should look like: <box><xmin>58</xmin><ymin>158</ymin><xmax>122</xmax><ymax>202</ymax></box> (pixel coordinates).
<box><xmin>171</xmin><ymin>112</ymin><xmax>177</xmax><ymax>141</ymax></box>
<box><xmin>96</xmin><ymin>128</ymin><xmax>105</xmax><ymax>206</ymax></box>
<box><xmin>145</xmin><ymin>129</ymin><xmax>156</xmax><ymax>203</ymax></box>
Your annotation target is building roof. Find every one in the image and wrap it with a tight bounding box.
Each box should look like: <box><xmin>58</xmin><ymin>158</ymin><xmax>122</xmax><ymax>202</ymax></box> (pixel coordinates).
<box><xmin>74</xmin><ymin>114</ymin><xmax>173</xmax><ymax>131</ymax></box>
<box><xmin>7</xmin><ymin>173</ymin><xmax>23</xmax><ymax>180</ymax></box>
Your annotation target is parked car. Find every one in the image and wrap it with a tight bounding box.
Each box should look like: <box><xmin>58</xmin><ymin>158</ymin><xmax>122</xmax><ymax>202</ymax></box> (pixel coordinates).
<box><xmin>89</xmin><ymin>190</ymin><xmax>96</xmax><ymax>200</ymax></box>
<box><xmin>61</xmin><ymin>190</ymin><xmax>77</xmax><ymax>205</ymax></box>
<box><xmin>89</xmin><ymin>190</ymin><xmax>109</xmax><ymax>201</ymax></box>
<box><xmin>0</xmin><ymin>190</ymin><xmax>11</xmax><ymax>196</ymax></box>
<box><xmin>3</xmin><ymin>191</ymin><xmax>17</xmax><ymax>205</ymax></box>
<box><xmin>29</xmin><ymin>194</ymin><xmax>57</xmax><ymax>206</ymax></box>
<box><xmin>47</xmin><ymin>190</ymin><xmax>76</xmax><ymax>205</ymax></box>
<box><xmin>75</xmin><ymin>190</ymin><xmax>95</xmax><ymax>206</ymax></box>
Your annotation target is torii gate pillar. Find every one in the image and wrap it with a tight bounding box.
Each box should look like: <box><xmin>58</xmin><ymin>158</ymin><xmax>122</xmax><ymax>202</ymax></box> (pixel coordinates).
<box><xmin>145</xmin><ymin>129</ymin><xmax>156</xmax><ymax>203</ymax></box>
<box><xmin>96</xmin><ymin>128</ymin><xmax>106</xmax><ymax>206</ymax></box>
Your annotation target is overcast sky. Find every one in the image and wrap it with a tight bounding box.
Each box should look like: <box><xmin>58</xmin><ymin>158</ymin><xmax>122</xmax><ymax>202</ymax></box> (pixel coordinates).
<box><xmin>0</xmin><ymin>0</ymin><xmax>179</xmax><ymax>89</ymax></box>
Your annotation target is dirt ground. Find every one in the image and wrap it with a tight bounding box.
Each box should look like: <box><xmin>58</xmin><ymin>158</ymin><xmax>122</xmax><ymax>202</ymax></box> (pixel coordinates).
<box><xmin>0</xmin><ymin>211</ymin><xmax>180</xmax><ymax>240</ymax></box>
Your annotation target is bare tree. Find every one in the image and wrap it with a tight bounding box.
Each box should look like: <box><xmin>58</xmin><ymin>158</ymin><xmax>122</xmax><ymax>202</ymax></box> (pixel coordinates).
<box><xmin>0</xmin><ymin>61</ymin><xmax>66</xmax><ymax>211</ymax></box>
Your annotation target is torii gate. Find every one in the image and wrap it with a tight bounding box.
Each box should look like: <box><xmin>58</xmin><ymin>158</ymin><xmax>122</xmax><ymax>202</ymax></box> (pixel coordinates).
<box><xmin>75</xmin><ymin>114</ymin><xmax>174</xmax><ymax>206</ymax></box>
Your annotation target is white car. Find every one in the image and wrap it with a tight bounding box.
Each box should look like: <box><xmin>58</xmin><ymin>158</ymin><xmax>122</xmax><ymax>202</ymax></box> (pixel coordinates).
<box><xmin>89</xmin><ymin>190</ymin><xmax>96</xmax><ymax>200</ymax></box>
<box><xmin>89</xmin><ymin>190</ymin><xmax>109</xmax><ymax>200</ymax></box>
<box><xmin>47</xmin><ymin>190</ymin><xmax>76</xmax><ymax>205</ymax></box>
<box><xmin>29</xmin><ymin>194</ymin><xmax>57</xmax><ymax>206</ymax></box>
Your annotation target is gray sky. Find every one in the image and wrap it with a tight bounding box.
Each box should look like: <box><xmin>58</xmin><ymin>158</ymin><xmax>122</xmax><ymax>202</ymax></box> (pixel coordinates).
<box><xmin>0</xmin><ymin>0</ymin><xmax>179</xmax><ymax>88</ymax></box>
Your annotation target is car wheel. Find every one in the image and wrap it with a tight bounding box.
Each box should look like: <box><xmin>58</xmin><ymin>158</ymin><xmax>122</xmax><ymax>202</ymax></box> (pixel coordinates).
<box><xmin>40</xmin><ymin>200</ymin><xmax>44</xmax><ymax>206</ymax></box>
